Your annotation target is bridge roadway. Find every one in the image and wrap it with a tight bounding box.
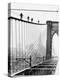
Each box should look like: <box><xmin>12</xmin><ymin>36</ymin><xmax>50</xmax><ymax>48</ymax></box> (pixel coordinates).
<box><xmin>15</xmin><ymin>57</ymin><xmax>58</xmax><ymax>76</ymax></box>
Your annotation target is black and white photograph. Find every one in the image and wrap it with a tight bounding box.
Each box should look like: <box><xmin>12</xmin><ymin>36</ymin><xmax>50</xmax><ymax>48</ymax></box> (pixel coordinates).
<box><xmin>0</xmin><ymin>0</ymin><xmax>60</xmax><ymax>80</ymax></box>
<box><xmin>8</xmin><ymin>3</ymin><xmax>59</xmax><ymax>77</ymax></box>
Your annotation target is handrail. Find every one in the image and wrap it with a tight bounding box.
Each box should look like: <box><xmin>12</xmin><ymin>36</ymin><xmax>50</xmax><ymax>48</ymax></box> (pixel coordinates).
<box><xmin>16</xmin><ymin>58</ymin><xmax>30</xmax><ymax>64</ymax></box>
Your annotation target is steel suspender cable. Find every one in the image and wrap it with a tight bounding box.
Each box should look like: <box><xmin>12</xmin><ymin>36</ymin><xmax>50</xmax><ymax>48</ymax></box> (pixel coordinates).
<box><xmin>15</xmin><ymin>20</ymin><xmax>17</xmax><ymax>70</ymax></box>
<box><xmin>10</xmin><ymin>19</ymin><xmax>12</xmax><ymax>74</ymax></box>
<box><xmin>8</xmin><ymin>19</ymin><xmax>11</xmax><ymax>74</ymax></box>
<box><xmin>26</xmin><ymin>22</ymin><xmax>30</xmax><ymax>67</ymax></box>
<box><xmin>19</xmin><ymin>21</ymin><xmax>20</xmax><ymax>58</ymax></box>
<box><xmin>21</xmin><ymin>21</ymin><xmax>23</xmax><ymax>58</ymax></box>
<box><xmin>24</xmin><ymin>22</ymin><xmax>25</xmax><ymax>68</ymax></box>
<box><xmin>12</xmin><ymin>20</ymin><xmax>13</xmax><ymax>73</ymax></box>
<box><xmin>23</xmin><ymin>22</ymin><xmax>25</xmax><ymax>58</ymax></box>
<box><xmin>26</xmin><ymin>22</ymin><xmax>27</xmax><ymax>67</ymax></box>
<box><xmin>26</xmin><ymin>22</ymin><xmax>27</xmax><ymax>57</ymax></box>
<box><xmin>25</xmin><ymin>23</ymin><xmax>27</xmax><ymax>68</ymax></box>
<box><xmin>11</xmin><ymin>19</ymin><xmax>13</xmax><ymax>73</ymax></box>
<box><xmin>26</xmin><ymin>22</ymin><xmax>30</xmax><ymax>58</ymax></box>
<box><xmin>24</xmin><ymin>22</ymin><xmax>26</xmax><ymax>68</ymax></box>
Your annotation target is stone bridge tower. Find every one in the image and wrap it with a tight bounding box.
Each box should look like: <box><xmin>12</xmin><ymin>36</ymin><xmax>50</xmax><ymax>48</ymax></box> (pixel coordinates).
<box><xmin>46</xmin><ymin>21</ymin><xmax>59</xmax><ymax>59</ymax></box>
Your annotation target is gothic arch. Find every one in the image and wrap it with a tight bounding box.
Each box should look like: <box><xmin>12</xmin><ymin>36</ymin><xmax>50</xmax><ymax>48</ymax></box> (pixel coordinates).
<box><xmin>51</xmin><ymin>22</ymin><xmax>58</xmax><ymax>39</ymax></box>
<box><xmin>46</xmin><ymin>21</ymin><xmax>59</xmax><ymax>59</ymax></box>
<box><xmin>52</xmin><ymin>33</ymin><xmax>58</xmax><ymax>57</ymax></box>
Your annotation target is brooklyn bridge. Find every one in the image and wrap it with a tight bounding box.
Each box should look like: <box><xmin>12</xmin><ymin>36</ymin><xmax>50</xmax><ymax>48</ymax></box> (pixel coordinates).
<box><xmin>8</xmin><ymin>3</ymin><xmax>59</xmax><ymax>77</ymax></box>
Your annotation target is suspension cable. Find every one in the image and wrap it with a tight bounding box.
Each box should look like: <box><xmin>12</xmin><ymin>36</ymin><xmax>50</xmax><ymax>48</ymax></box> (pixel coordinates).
<box><xmin>9</xmin><ymin>9</ymin><xmax>58</xmax><ymax>12</ymax></box>
<box><xmin>19</xmin><ymin>21</ymin><xmax>20</xmax><ymax>58</ymax></box>
<box><xmin>15</xmin><ymin>20</ymin><xmax>17</xmax><ymax>61</ymax></box>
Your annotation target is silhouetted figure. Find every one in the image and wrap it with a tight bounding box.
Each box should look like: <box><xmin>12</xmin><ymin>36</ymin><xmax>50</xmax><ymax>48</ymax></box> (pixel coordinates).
<box><xmin>27</xmin><ymin>16</ymin><xmax>30</xmax><ymax>21</ymax></box>
<box><xmin>20</xmin><ymin>13</ymin><xmax>23</xmax><ymax>19</ymax></box>
<box><xmin>31</xmin><ymin>18</ymin><xmax>33</xmax><ymax>22</ymax></box>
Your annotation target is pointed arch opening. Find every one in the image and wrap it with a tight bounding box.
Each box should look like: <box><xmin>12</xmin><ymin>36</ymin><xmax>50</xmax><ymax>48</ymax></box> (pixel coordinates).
<box><xmin>52</xmin><ymin>33</ymin><xmax>59</xmax><ymax>58</ymax></box>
